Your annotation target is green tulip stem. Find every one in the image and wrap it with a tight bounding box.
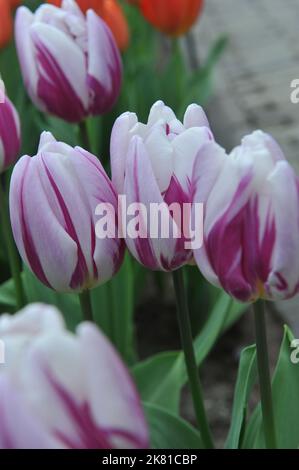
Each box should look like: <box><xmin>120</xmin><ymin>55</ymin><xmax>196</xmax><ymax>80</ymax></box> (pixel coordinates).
<box><xmin>79</xmin><ymin>290</ymin><xmax>94</xmax><ymax>323</ymax></box>
<box><xmin>253</xmin><ymin>300</ymin><xmax>277</xmax><ymax>449</ymax></box>
<box><xmin>172</xmin><ymin>269</ymin><xmax>214</xmax><ymax>449</ymax></box>
<box><xmin>79</xmin><ymin>120</ymin><xmax>91</xmax><ymax>152</ymax></box>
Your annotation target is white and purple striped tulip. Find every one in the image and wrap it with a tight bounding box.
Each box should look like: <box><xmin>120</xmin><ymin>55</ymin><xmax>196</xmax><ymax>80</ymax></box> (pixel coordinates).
<box><xmin>0</xmin><ymin>303</ymin><xmax>149</xmax><ymax>449</ymax></box>
<box><xmin>192</xmin><ymin>130</ymin><xmax>299</xmax><ymax>302</ymax></box>
<box><xmin>110</xmin><ymin>100</ymin><xmax>213</xmax><ymax>271</ymax></box>
<box><xmin>9</xmin><ymin>131</ymin><xmax>124</xmax><ymax>292</ymax></box>
<box><xmin>15</xmin><ymin>0</ymin><xmax>122</xmax><ymax>123</ymax></box>
<box><xmin>0</xmin><ymin>94</ymin><xmax>21</xmax><ymax>173</ymax></box>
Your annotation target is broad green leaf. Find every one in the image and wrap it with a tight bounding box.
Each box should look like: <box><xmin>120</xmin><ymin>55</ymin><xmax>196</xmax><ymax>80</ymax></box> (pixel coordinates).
<box><xmin>0</xmin><ymin>277</ymin><xmax>16</xmax><ymax>311</ymax></box>
<box><xmin>179</xmin><ymin>35</ymin><xmax>228</xmax><ymax>111</ymax></box>
<box><xmin>34</xmin><ymin>114</ymin><xmax>77</xmax><ymax>147</ymax></box>
<box><xmin>243</xmin><ymin>326</ymin><xmax>299</xmax><ymax>449</ymax></box>
<box><xmin>23</xmin><ymin>267</ymin><xmax>82</xmax><ymax>330</ymax></box>
<box><xmin>133</xmin><ymin>292</ymin><xmax>247</xmax><ymax>412</ymax></box>
<box><xmin>143</xmin><ymin>402</ymin><xmax>202</xmax><ymax>449</ymax></box>
<box><xmin>223</xmin><ymin>298</ymin><xmax>247</xmax><ymax>330</ymax></box>
<box><xmin>133</xmin><ymin>352</ymin><xmax>181</xmax><ymax>409</ymax></box>
<box><xmin>91</xmin><ymin>253</ymin><xmax>135</xmax><ymax>362</ymax></box>
<box><xmin>225</xmin><ymin>345</ymin><xmax>257</xmax><ymax>449</ymax></box>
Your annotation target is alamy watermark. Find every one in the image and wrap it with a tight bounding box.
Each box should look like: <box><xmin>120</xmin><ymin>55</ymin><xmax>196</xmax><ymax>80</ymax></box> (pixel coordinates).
<box><xmin>95</xmin><ymin>196</ymin><xmax>204</xmax><ymax>250</ymax></box>
<box><xmin>290</xmin><ymin>339</ymin><xmax>299</xmax><ymax>364</ymax></box>
<box><xmin>290</xmin><ymin>79</ymin><xmax>299</xmax><ymax>103</ymax></box>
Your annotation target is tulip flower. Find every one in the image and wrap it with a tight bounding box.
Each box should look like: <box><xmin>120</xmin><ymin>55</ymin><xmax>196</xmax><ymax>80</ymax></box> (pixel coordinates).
<box><xmin>9</xmin><ymin>132</ymin><xmax>124</xmax><ymax>293</ymax></box>
<box><xmin>0</xmin><ymin>303</ymin><xmax>149</xmax><ymax>449</ymax></box>
<box><xmin>110</xmin><ymin>100</ymin><xmax>213</xmax><ymax>271</ymax></box>
<box><xmin>193</xmin><ymin>130</ymin><xmax>299</xmax><ymax>303</ymax></box>
<box><xmin>0</xmin><ymin>86</ymin><xmax>25</xmax><ymax>311</ymax></box>
<box><xmin>139</xmin><ymin>0</ymin><xmax>204</xmax><ymax>37</ymax></box>
<box><xmin>48</xmin><ymin>0</ymin><xmax>129</xmax><ymax>51</ymax></box>
<box><xmin>0</xmin><ymin>93</ymin><xmax>21</xmax><ymax>173</ymax></box>
<box><xmin>15</xmin><ymin>0</ymin><xmax>122</xmax><ymax>123</ymax></box>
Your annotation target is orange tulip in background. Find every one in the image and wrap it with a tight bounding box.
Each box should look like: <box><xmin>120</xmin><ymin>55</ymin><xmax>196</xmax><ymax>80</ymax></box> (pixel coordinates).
<box><xmin>139</xmin><ymin>0</ymin><xmax>204</xmax><ymax>37</ymax></box>
<box><xmin>0</xmin><ymin>0</ymin><xmax>20</xmax><ymax>48</ymax></box>
<box><xmin>48</xmin><ymin>0</ymin><xmax>130</xmax><ymax>51</ymax></box>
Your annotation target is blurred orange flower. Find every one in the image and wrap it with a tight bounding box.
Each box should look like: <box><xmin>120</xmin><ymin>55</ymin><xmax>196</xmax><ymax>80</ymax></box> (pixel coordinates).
<box><xmin>0</xmin><ymin>0</ymin><xmax>18</xmax><ymax>48</ymax></box>
<box><xmin>139</xmin><ymin>0</ymin><xmax>204</xmax><ymax>37</ymax></box>
<box><xmin>9</xmin><ymin>0</ymin><xmax>22</xmax><ymax>7</ymax></box>
<box><xmin>48</xmin><ymin>0</ymin><xmax>130</xmax><ymax>51</ymax></box>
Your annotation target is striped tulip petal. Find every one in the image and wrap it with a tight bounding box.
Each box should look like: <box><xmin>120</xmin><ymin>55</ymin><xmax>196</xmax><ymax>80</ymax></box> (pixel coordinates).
<box><xmin>193</xmin><ymin>130</ymin><xmax>299</xmax><ymax>302</ymax></box>
<box><xmin>9</xmin><ymin>132</ymin><xmax>124</xmax><ymax>292</ymax></box>
<box><xmin>15</xmin><ymin>0</ymin><xmax>122</xmax><ymax>122</ymax></box>
<box><xmin>0</xmin><ymin>304</ymin><xmax>148</xmax><ymax>449</ymax></box>
<box><xmin>0</xmin><ymin>93</ymin><xmax>21</xmax><ymax>173</ymax></box>
<box><xmin>111</xmin><ymin>100</ymin><xmax>212</xmax><ymax>271</ymax></box>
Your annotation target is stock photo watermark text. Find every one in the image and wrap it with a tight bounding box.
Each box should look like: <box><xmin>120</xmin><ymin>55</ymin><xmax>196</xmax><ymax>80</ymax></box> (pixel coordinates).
<box><xmin>95</xmin><ymin>196</ymin><xmax>204</xmax><ymax>250</ymax></box>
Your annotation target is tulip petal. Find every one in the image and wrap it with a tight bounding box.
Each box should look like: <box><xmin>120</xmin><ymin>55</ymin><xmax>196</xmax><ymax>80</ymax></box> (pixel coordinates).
<box><xmin>193</xmin><ymin>142</ymin><xmax>255</xmax><ymax>300</ymax></box>
<box><xmin>86</xmin><ymin>10</ymin><xmax>122</xmax><ymax>115</ymax></box>
<box><xmin>78</xmin><ymin>323</ymin><xmax>149</xmax><ymax>448</ymax></box>
<box><xmin>0</xmin><ymin>96</ymin><xmax>20</xmax><ymax>172</ymax></box>
<box><xmin>74</xmin><ymin>147</ymin><xmax>124</xmax><ymax>283</ymax></box>
<box><xmin>110</xmin><ymin>111</ymin><xmax>138</xmax><ymax>194</ymax></box>
<box><xmin>173</xmin><ymin>126</ymin><xmax>213</xmax><ymax>193</ymax></box>
<box><xmin>147</xmin><ymin>100</ymin><xmax>177</xmax><ymax>126</ymax></box>
<box><xmin>192</xmin><ymin>141</ymin><xmax>227</xmax><ymax>287</ymax></box>
<box><xmin>144</xmin><ymin>125</ymin><xmax>174</xmax><ymax>193</ymax></box>
<box><xmin>30</xmin><ymin>22</ymin><xmax>88</xmax><ymax>121</ymax></box>
<box><xmin>266</xmin><ymin>161</ymin><xmax>299</xmax><ymax>299</ymax></box>
<box><xmin>10</xmin><ymin>155</ymin><xmax>79</xmax><ymax>292</ymax></box>
<box><xmin>15</xmin><ymin>7</ymin><xmax>42</xmax><ymax>108</ymax></box>
<box><xmin>20</xmin><ymin>323</ymin><xmax>147</xmax><ymax>449</ymax></box>
<box><xmin>124</xmin><ymin>136</ymin><xmax>181</xmax><ymax>271</ymax></box>
<box><xmin>183</xmin><ymin>103</ymin><xmax>210</xmax><ymax>129</ymax></box>
<box><xmin>0</xmin><ymin>376</ymin><xmax>54</xmax><ymax>449</ymax></box>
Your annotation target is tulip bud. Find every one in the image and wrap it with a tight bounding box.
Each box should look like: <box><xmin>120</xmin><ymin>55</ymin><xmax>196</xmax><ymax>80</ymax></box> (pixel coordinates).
<box><xmin>111</xmin><ymin>100</ymin><xmax>213</xmax><ymax>271</ymax></box>
<box><xmin>15</xmin><ymin>0</ymin><xmax>122</xmax><ymax>123</ymax></box>
<box><xmin>0</xmin><ymin>91</ymin><xmax>21</xmax><ymax>173</ymax></box>
<box><xmin>140</xmin><ymin>0</ymin><xmax>204</xmax><ymax>37</ymax></box>
<box><xmin>193</xmin><ymin>130</ymin><xmax>299</xmax><ymax>302</ymax></box>
<box><xmin>10</xmin><ymin>132</ymin><xmax>124</xmax><ymax>292</ymax></box>
<box><xmin>0</xmin><ymin>303</ymin><xmax>149</xmax><ymax>449</ymax></box>
<box><xmin>47</xmin><ymin>0</ymin><xmax>130</xmax><ymax>51</ymax></box>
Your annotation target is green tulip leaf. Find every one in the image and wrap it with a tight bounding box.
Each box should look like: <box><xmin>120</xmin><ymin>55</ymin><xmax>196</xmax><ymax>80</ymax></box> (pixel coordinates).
<box><xmin>225</xmin><ymin>345</ymin><xmax>257</xmax><ymax>449</ymax></box>
<box><xmin>243</xmin><ymin>326</ymin><xmax>299</xmax><ymax>449</ymax></box>
<box><xmin>143</xmin><ymin>402</ymin><xmax>202</xmax><ymax>450</ymax></box>
<box><xmin>133</xmin><ymin>292</ymin><xmax>247</xmax><ymax>412</ymax></box>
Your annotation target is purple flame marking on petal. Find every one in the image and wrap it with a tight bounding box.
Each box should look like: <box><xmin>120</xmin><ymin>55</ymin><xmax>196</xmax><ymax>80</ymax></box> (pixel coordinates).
<box><xmin>131</xmin><ymin>149</ymin><xmax>158</xmax><ymax>270</ymax></box>
<box><xmin>44</xmin><ymin>368</ymin><xmax>146</xmax><ymax>449</ymax></box>
<box><xmin>206</xmin><ymin>174</ymin><xmax>255</xmax><ymax>302</ymax></box>
<box><xmin>41</xmin><ymin>157</ymin><xmax>89</xmax><ymax>290</ymax></box>
<box><xmin>87</xmin><ymin>24</ymin><xmax>122</xmax><ymax>116</ymax></box>
<box><xmin>162</xmin><ymin>175</ymin><xmax>193</xmax><ymax>270</ymax></box>
<box><xmin>34</xmin><ymin>39</ymin><xmax>86</xmax><ymax>123</ymax></box>
<box><xmin>19</xmin><ymin>159</ymin><xmax>51</xmax><ymax>288</ymax></box>
<box><xmin>0</xmin><ymin>99</ymin><xmax>20</xmax><ymax>170</ymax></box>
<box><xmin>258</xmin><ymin>207</ymin><xmax>276</xmax><ymax>283</ymax></box>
